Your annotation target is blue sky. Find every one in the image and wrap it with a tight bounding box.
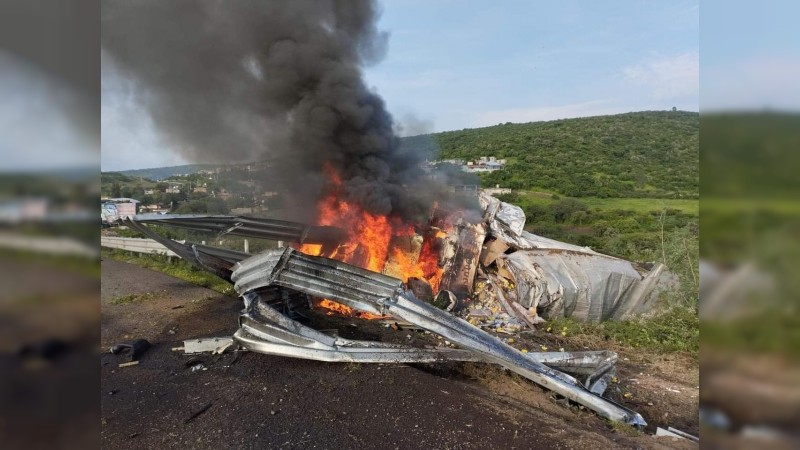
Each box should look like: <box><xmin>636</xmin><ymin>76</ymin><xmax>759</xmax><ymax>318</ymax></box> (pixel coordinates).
<box><xmin>700</xmin><ymin>0</ymin><xmax>800</xmax><ymax>110</ymax></box>
<box><xmin>99</xmin><ymin>1</ymin><xmax>700</xmax><ymax>171</ymax></box>
<box><xmin>367</xmin><ymin>0</ymin><xmax>699</xmax><ymax>133</ymax></box>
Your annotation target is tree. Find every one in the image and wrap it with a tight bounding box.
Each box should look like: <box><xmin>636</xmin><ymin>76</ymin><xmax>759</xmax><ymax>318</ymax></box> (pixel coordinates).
<box><xmin>207</xmin><ymin>198</ymin><xmax>229</xmax><ymax>214</ymax></box>
<box><xmin>550</xmin><ymin>198</ymin><xmax>588</xmax><ymax>223</ymax></box>
<box><xmin>525</xmin><ymin>204</ymin><xmax>548</xmax><ymax>223</ymax></box>
<box><xmin>111</xmin><ymin>182</ymin><xmax>122</xmax><ymax>198</ymax></box>
<box><xmin>572</xmin><ymin>210</ymin><xmax>588</xmax><ymax>226</ymax></box>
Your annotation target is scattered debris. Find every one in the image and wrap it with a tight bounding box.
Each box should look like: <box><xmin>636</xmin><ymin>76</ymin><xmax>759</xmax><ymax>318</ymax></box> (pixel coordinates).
<box><xmin>125</xmin><ymin>194</ymin><xmax>659</xmax><ymax>427</ymax></box>
<box><xmin>183</xmin><ymin>357</ymin><xmax>203</xmax><ymax>368</ymax></box>
<box><xmin>699</xmin><ymin>406</ymin><xmax>731</xmax><ymax>430</ymax></box>
<box><xmin>184</xmin><ymin>402</ymin><xmax>212</xmax><ymax>424</ymax></box>
<box><xmin>17</xmin><ymin>338</ymin><xmax>70</xmax><ymax>361</ymax></box>
<box><xmin>110</xmin><ymin>338</ymin><xmax>151</xmax><ymax>362</ymax></box>
<box><xmin>182</xmin><ymin>337</ymin><xmax>235</xmax><ymax>355</ymax></box>
<box><xmin>118</xmin><ymin>361</ymin><xmax>140</xmax><ymax>368</ymax></box>
<box><xmin>655</xmin><ymin>427</ymin><xmax>699</xmax><ymax>443</ymax></box>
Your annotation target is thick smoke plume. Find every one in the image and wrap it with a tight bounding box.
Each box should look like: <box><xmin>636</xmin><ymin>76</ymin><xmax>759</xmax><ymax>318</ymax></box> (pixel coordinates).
<box><xmin>102</xmin><ymin>0</ymin><xmax>464</xmax><ymax>221</ymax></box>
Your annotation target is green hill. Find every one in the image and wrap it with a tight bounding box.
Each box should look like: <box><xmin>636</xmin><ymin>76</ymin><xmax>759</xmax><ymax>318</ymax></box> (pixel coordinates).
<box><xmin>401</xmin><ymin>110</ymin><xmax>698</xmax><ymax>199</ymax></box>
<box><xmin>701</xmin><ymin>112</ymin><xmax>800</xmax><ymax>198</ymax></box>
<box><xmin>119</xmin><ymin>164</ymin><xmax>218</xmax><ymax>181</ymax></box>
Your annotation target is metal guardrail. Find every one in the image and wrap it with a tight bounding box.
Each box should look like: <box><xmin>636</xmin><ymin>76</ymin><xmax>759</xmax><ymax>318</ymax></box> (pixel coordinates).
<box><xmin>0</xmin><ymin>233</ymin><xmax>98</xmax><ymax>258</ymax></box>
<box><xmin>100</xmin><ymin>236</ymin><xmax>180</xmax><ymax>257</ymax></box>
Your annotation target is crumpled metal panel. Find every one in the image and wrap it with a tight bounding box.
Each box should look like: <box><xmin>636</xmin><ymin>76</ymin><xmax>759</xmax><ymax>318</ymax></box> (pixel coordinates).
<box><xmin>479</xmin><ymin>194</ymin><xmax>661</xmax><ymax>321</ymax></box>
<box><xmin>480</xmin><ymin>193</ymin><xmax>602</xmax><ymax>253</ymax></box>
<box><xmin>513</xmin><ymin>230</ymin><xmax>600</xmax><ymax>253</ymax></box>
<box><xmin>235</xmin><ymin>291</ymin><xmax>486</xmax><ymax>364</ymax></box>
<box><xmin>479</xmin><ymin>192</ymin><xmax>526</xmax><ymax>241</ymax></box>
<box><xmin>382</xmin><ymin>292</ymin><xmax>644</xmax><ymax>426</ymax></box>
<box><xmin>232</xmin><ymin>248</ymin><xmax>402</xmax><ymax>315</ymax></box>
<box><xmin>230</xmin><ymin>248</ymin><xmax>646</xmax><ymax>427</ymax></box>
<box><xmin>235</xmin><ymin>289</ymin><xmax>618</xmax><ymax>391</ymax></box>
<box><xmin>501</xmin><ymin>250</ymin><xmax>655</xmax><ymax>322</ymax></box>
<box><xmin>131</xmin><ymin>213</ymin><xmax>345</xmax><ymax>246</ymax></box>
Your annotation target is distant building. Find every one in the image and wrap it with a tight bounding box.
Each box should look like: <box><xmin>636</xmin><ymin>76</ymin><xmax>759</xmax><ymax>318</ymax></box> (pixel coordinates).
<box><xmin>427</xmin><ymin>156</ymin><xmax>506</xmax><ymax>173</ymax></box>
<box><xmin>482</xmin><ymin>185</ymin><xmax>512</xmax><ymax>196</ymax></box>
<box><xmin>139</xmin><ymin>204</ymin><xmax>169</xmax><ymax>214</ymax></box>
<box><xmin>462</xmin><ymin>156</ymin><xmax>506</xmax><ymax>173</ymax></box>
<box><xmin>193</xmin><ymin>186</ymin><xmax>207</xmax><ymax>193</ymax></box>
<box><xmin>0</xmin><ymin>198</ymin><xmax>48</xmax><ymax>224</ymax></box>
<box><xmin>165</xmin><ymin>184</ymin><xmax>181</xmax><ymax>194</ymax></box>
<box><xmin>144</xmin><ymin>188</ymin><xmax>155</xmax><ymax>195</ymax></box>
<box><xmin>106</xmin><ymin>198</ymin><xmax>139</xmax><ymax>218</ymax></box>
<box><xmin>101</xmin><ymin>198</ymin><xmax>140</xmax><ymax>222</ymax></box>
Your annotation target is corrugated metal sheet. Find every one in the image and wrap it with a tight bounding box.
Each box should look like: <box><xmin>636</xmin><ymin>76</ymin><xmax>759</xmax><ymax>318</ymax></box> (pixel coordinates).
<box><xmin>132</xmin><ymin>214</ymin><xmax>344</xmax><ymax>245</ymax></box>
<box><xmin>232</xmin><ymin>248</ymin><xmax>403</xmax><ymax>315</ymax></box>
<box><xmin>500</xmin><ymin>250</ymin><xmax>663</xmax><ymax>322</ymax></box>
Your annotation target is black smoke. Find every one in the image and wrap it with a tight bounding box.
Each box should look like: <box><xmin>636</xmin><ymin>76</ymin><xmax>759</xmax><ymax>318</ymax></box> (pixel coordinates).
<box><xmin>102</xmin><ymin>0</ymin><xmax>461</xmax><ymax>222</ymax></box>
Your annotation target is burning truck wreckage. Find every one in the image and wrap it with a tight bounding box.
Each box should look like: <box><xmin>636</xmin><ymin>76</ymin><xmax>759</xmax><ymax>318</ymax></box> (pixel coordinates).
<box><xmin>123</xmin><ymin>189</ymin><xmax>669</xmax><ymax>428</ymax></box>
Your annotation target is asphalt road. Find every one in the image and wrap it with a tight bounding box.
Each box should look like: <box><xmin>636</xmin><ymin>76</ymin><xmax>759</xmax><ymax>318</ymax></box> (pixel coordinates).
<box><xmin>100</xmin><ymin>258</ymin><xmax>691</xmax><ymax>449</ymax></box>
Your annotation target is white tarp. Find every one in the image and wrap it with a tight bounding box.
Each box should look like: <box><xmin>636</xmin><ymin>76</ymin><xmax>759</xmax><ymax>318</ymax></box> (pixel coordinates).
<box><xmin>481</xmin><ymin>193</ymin><xmax>665</xmax><ymax>321</ymax></box>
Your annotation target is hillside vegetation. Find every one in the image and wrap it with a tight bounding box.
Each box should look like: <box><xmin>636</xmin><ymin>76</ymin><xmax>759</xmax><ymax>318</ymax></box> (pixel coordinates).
<box><xmin>401</xmin><ymin>111</ymin><xmax>698</xmax><ymax>198</ymax></box>
<box><xmin>119</xmin><ymin>164</ymin><xmax>218</xmax><ymax>181</ymax></box>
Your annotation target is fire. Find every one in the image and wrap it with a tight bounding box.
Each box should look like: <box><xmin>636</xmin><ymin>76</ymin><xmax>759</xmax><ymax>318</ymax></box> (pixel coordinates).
<box><xmin>318</xmin><ymin>298</ymin><xmax>353</xmax><ymax>315</ymax></box>
<box><xmin>301</xmin><ymin>164</ymin><xmax>451</xmax><ymax>317</ymax></box>
<box><xmin>316</xmin><ymin>298</ymin><xmax>386</xmax><ymax>320</ymax></box>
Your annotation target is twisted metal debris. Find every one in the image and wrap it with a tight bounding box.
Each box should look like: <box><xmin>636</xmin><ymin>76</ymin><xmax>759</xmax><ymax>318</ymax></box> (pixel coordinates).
<box><xmin>126</xmin><ymin>213</ymin><xmax>646</xmax><ymax>427</ymax></box>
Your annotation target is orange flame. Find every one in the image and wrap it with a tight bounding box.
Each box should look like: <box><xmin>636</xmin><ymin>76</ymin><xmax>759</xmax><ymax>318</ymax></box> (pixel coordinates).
<box><xmin>317</xmin><ymin>298</ymin><xmax>386</xmax><ymax>320</ymax></box>
<box><xmin>318</xmin><ymin>298</ymin><xmax>353</xmax><ymax>316</ymax></box>
<box><xmin>301</xmin><ymin>163</ymin><xmax>450</xmax><ymax>317</ymax></box>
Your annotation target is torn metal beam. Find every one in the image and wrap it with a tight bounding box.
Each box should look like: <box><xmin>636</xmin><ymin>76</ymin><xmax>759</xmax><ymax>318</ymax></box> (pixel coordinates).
<box><xmin>235</xmin><ymin>290</ymin><xmax>617</xmax><ymax>383</ymax></box>
<box><xmin>123</xmin><ymin>217</ymin><xmax>248</xmax><ymax>281</ymax></box>
<box><xmin>230</xmin><ymin>248</ymin><xmax>646</xmax><ymax>427</ymax></box>
<box><xmin>131</xmin><ymin>214</ymin><xmax>345</xmax><ymax>247</ymax></box>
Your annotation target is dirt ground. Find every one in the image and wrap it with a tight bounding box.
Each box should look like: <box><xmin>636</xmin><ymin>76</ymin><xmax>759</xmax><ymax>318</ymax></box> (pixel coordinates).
<box><xmin>101</xmin><ymin>258</ymin><xmax>698</xmax><ymax>449</ymax></box>
<box><xmin>0</xmin><ymin>256</ymin><xmax>100</xmax><ymax>448</ymax></box>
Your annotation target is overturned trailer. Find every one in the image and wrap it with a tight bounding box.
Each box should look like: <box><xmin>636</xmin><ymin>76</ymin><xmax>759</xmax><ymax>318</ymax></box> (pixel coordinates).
<box><xmin>477</xmin><ymin>193</ymin><xmax>665</xmax><ymax>322</ymax></box>
<box><xmin>123</xmin><ymin>196</ymin><xmax>657</xmax><ymax>427</ymax></box>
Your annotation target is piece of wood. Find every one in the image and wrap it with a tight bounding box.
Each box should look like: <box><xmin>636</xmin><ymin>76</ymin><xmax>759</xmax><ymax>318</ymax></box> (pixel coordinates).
<box><xmin>118</xmin><ymin>360</ymin><xmax>140</xmax><ymax>368</ymax></box>
<box><xmin>479</xmin><ymin>237</ymin><xmax>509</xmax><ymax>267</ymax></box>
<box><xmin>439</xmin><ymin>222</ymin><xmax>486</xmax><ymax>299</ymax></box>
<box><xmin>493</xmin><ymin>280</ymin><xmax>535</xmax><ymax>328</ymax></box>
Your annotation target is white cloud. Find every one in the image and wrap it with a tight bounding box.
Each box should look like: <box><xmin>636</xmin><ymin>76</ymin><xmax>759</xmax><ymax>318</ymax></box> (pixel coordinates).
<box><xmin>702</xmin><ymin>56</ymin><xmax>800</xmax><ymax>111</ymax></box>
<box><xmin>471</xmin><ymin>100</ymin><xmax>628</xmax><ymax>127</ymax></box>
<box><xmin>624</xmin><ymin>52</ymin><xmax>699</xmax><ymax>100</ymax></box>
